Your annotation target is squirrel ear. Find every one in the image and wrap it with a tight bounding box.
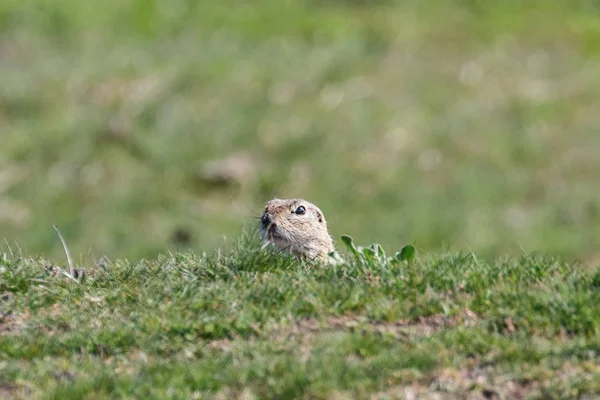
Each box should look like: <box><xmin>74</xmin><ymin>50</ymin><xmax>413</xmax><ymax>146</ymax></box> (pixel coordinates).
<box><xmin>317</xmin><ymin>211</ymin><xmax>323</xmax><ymax>223</ymax></box>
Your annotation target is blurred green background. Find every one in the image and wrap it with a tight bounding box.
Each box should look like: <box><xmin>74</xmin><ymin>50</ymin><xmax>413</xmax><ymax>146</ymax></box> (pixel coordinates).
<box><xmin>1</xmin><ymin>0</ymin><xmax>599</xmax><ymax>262</ymax></box>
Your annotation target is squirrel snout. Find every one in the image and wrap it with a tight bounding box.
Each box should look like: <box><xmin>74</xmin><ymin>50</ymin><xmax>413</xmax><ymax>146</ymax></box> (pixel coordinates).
<box><xmin>261</xmin><ymin>213</ymin><xmax>272</xmax><ymax>229</ymax></box>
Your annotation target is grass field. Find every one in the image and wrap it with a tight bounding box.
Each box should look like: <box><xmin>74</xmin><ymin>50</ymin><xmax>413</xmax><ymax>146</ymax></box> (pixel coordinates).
<box><xmin>2</xmin><ymin>235</ymin><xmax>600</xmax><ymax>399</ymax></box>
<box><xmin>2</xmin><ymin>0</ymin><xmax>600</xmax><ymax>398</ymax></box>
<box><xmin>2</xmin><ymin>0</ymin><xmax>600</xmax><ymax>261</ymax></box>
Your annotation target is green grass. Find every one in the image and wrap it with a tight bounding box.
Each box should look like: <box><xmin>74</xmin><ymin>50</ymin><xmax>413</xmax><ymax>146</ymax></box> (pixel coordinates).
<box><xmin>2</xmin><ymin>236</ymin><xmax>600</xmax><ymax>398</ymax></box>
<box><xmin>2</xmin><ymin>0</ymin><xmax>600</xmax><ymax>261</ymax></box>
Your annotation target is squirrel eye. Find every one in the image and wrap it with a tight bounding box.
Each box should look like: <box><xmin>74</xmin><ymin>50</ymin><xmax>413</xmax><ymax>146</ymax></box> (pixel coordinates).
<box><xmin>295</xmin><ymin>206</ymin><xmax>306</xmax><ymax>215</ymax></box>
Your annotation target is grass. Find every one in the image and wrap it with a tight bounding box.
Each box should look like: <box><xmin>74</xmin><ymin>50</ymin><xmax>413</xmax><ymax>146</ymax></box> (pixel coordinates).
<box><xmin>1</xmin><ymin>0</ymin><xmax>600</xmax><ymax>261</ymax></box>
<box><xmin>2</xmin><ymin>234</ymin><xmax>600</xmax><ymax>398</ymax></box>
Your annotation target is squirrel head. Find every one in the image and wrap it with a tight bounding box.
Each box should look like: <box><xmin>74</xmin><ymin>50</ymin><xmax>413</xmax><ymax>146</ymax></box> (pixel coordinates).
<box><xmin>259</xmin><ymin>198</ymin><xmax>334</xmax><ymax>261</ymax></box>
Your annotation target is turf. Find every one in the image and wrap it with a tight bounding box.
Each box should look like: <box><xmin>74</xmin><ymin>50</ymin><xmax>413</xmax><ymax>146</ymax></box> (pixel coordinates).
<box><xmin>2</xmin><ymin>0</ymin><xmax>600</xmax><ymax>261</ymax></box>
<box><xmin>2</xmin><ymin>234</ymin><xmax>600</xmax><ymax>399</ymax></box>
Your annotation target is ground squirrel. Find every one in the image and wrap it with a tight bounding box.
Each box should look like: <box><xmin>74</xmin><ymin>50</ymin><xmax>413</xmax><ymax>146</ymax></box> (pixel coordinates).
<box><xmin>259</xmin><ymin>198</ymin><xmax>334</xmax><ymax>261</ymax></box>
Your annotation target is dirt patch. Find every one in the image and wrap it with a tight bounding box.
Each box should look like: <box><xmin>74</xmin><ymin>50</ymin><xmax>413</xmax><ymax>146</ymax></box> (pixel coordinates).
<box><xmin>372</xmin><ymin>361</ymin><xmax>600</xmax><ymax>400</ymax></box>
<box><xmin>337</xmin><ymin>309</ymin><xmax>477</xmax><ymax>339</ymax></box>
<box><xmin>0</xmin><ymin>384</ymin><xmax>16</xmax><ymax>400</ymax></box>
<box><xmin>206</xmin><ymin>337</ymin><xmax>233</xmax><ymax>352</ymax></box>
<box><xmin>0</xmin><ymin>293</ymin><xmax>29</xmax><ymax>335</ymax></box>
<box><xmin>372</xmin><ymin>366</ymin><xmax>539</xmax><ymax>400</ymax></box>
<box><xmin>0</xmin><ymin>311</ymin><xmax>25</xmax><ymax>335</ymax></box>
<box><xmin>432</xmin><ymin>367</ymin><xmax>539</xmax><ymax>400</ymax></box>
<box><xmin>276</xmin><ymin>309</ymin><xmax>479</xmax><ymax>341</ymax></box>
<box><xmin>0</xmin><ymin>382</ymin><xmax>30</xmax><ymax>400</ymax></box>
<box><xmin>198</xmin><ymin>152</ymin><xmax>258</xmax><ymax>188</ymax></box>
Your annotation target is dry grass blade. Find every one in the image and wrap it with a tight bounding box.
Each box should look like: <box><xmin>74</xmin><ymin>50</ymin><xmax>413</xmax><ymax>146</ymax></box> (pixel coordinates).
<box><xmin>52</xmin><ymin>225</ymin><xmax>79</xmax><ymax>283</ymax></box>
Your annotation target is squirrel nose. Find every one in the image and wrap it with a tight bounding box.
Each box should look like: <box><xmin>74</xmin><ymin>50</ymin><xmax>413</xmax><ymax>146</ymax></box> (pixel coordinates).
<box><xmin>261</xmin><ymin>213</ymin><xmax>272</xmax><ymax>228</ymax></box>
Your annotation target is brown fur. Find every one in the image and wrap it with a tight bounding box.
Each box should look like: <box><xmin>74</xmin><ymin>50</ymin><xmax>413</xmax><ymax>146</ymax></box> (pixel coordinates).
<box><xmin>259</xmin><ymin>198</ymin><xmax>334</xmax><ymax>261</ymax></box>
